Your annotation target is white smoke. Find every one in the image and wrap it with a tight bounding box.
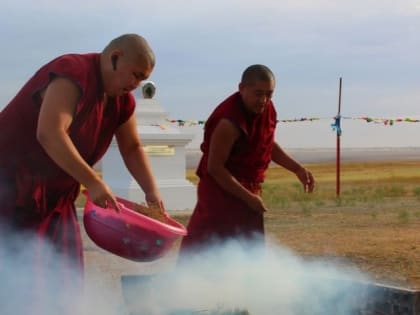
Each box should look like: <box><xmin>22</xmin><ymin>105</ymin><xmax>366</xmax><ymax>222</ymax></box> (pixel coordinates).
<box><xmin>121</xmin><ymin>238</ymin><xmax>373</xmax><ymax>315</ymax></box>
<box><xmin>1</xmin><ymin>225</ymin><xmax>375</xmax><ymax>315</ymax></box>
<box><xmin>0</xmin><ymin>224</ymin><xmax>123</xmax><ymax>315</ymax></box>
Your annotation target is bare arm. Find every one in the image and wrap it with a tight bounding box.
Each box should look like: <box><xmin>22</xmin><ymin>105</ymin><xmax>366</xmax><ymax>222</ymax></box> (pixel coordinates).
<box><xmin>37</xmin><ymin>77</ymin><xmax>120</xmax><ymax>210</ymax></box>
<box><xmin>207</xmin><ymin>119</ymin><xmax>267</xmax><ymax>213</ymax></box>
<box><xmin>115</xmin><ymin>115</ymin><xmax>162</xmax><ymax>208</ymax></box>
<box><xmin>271</xmin><ymin>142</ymin><xmax>315</xmax><ymax>193</ymax></box>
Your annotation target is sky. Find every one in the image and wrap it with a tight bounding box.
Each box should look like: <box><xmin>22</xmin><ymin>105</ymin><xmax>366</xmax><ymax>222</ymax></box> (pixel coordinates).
<box><xmin>1</xmin><ymin>0</ymin><xmax>419</xmax><ymax>147</ymax></box>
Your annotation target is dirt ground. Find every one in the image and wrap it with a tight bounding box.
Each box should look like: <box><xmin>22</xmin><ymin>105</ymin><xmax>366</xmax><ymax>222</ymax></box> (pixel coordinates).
<box><xmin>264</xmin><ymin>206</ymin><xmax>420</xmax><ymax>290</ymax></box>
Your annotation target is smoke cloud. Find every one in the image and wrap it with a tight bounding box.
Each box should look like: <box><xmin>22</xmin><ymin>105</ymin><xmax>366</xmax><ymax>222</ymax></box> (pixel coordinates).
<box><xmin>121</xmin><ymin>238</ymin><xmax>373</xmax><ymax>315</ymax></box>
<box><xmin>1</xmin><ymin>225</ymin><xmax>375</xmax><ymax>315</ymax></box>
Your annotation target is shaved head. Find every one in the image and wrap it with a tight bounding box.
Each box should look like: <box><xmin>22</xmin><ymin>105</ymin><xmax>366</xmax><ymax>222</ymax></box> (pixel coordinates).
<box><xmin>241</xmin><ymin>64</ymin><xmax>275</xmax><ymax>86</ymax></box>
<box><xmin>100</xmin><ymin>34</ymin><xmax>156</xmax><ymax>96</ymax></box>
<box><xmin>103</xmin><ymin>34</ymin><xmax>155</xmax><ymax>68</ymax></box>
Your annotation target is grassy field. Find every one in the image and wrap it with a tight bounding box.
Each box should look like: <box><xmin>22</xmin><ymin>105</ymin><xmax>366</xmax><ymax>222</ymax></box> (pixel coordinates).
<box><xmin>170</xmin><ymin>160</ymin><xmax>420</xmax><ymax>289</ymax></box>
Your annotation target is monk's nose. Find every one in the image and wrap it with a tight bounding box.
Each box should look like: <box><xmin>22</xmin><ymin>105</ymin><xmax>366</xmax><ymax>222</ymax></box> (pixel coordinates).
<box><xmin>259</xmin><ymin>95</ymin><xmax>268</xmax><ymax>104</ymax></box>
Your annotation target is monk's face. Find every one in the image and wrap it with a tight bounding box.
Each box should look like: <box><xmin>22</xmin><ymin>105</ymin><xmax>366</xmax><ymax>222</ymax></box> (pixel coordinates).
<box><xmin>239</xmin><ymin>79</ymin><xmax>275</xmax><ymax>114</ymax></box>
<box><xmin>105</xmin><ymin>54</ymin><xmax>153</xmax><ymax>97</ymax></box>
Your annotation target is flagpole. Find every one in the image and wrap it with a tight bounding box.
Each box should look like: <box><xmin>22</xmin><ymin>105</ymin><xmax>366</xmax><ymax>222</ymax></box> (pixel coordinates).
<box><xmin>336</xmin><ymin>78</ymin><xmax>342</xmax><ymax>197</ymax></box>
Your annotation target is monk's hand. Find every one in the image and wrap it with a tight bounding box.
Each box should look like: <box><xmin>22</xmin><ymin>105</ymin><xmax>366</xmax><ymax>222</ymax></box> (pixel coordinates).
<box><xmin>247</xmin><ymin>194</ymin><xmax>268</xmax><ymax>214</ymax></box>
<box><xmin>145</xmin><ymin>191</ymin><xmax>165</xmax><ymax>215</ymax></box>
<box><xmin>146</xmin><ymin>200</ymin><xmax>165</xmax><ymax>215</ymax></box>
<box><xmin>295</xmin><ymin>167</ymin><xmax>315</xmax><ymax>193</ymax></box>
<box><xmin>87</xmin><ymin>179</ymin><xmax>121</xmax><ymax>212</ymax></box>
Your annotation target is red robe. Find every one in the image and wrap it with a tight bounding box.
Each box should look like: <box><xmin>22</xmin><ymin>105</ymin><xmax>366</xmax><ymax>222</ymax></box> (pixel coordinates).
<box><xmin>0</xmin><ymin>53</ymin><xmax>135</xmax><ymax>312</ymax></box>
<box><xmin>179</xmin><ymin>92</ymin><xmax>277</xmax><ymax>253</ymax></box>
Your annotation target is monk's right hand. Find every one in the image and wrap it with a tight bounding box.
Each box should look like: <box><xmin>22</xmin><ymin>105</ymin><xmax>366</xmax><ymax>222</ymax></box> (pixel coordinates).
<box><xmin>87</xmin><ymin>180</ymin><xmax>121</xmax><ymax>212</ymax></box>
<box><xmin>247</xmin><ymin>194</ymin><xmax>268</xmax><ymax>214</ymax></box>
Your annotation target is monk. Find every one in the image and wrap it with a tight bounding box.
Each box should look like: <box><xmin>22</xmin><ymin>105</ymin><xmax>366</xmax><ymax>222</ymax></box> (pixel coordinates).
<box><xmin>0</xmin><ymin>34</ymin><xmax>163</xmax><ymax>313</ymax></box>
<box><xmin>179</xmin><ymin>64</ymin><xmax>315</xmax><ymax>257</ymax></box>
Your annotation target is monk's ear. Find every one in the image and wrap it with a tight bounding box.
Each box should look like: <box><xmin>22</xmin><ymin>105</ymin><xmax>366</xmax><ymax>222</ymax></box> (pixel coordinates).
<box><xmin>110</xmin><ymin>49</ymin><xmax>123</xmax><ymax>60</ymax></box>
<box><xmin>238</xmin><ymin>82</ymin><xmax>244</xmax><ymax>92</ymax></box>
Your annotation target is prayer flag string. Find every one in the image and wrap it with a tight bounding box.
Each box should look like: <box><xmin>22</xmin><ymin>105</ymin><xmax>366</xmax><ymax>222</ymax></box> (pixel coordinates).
<box><xmin>162</xmin><ymin>116</ymin><xmax>420</xmax><ymax>128</ymax></box>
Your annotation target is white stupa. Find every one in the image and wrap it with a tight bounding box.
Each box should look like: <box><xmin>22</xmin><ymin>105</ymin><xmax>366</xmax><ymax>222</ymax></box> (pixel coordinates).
<box><xmin>101</xmin><ymin>81</ymin><xmax>197</xmax><ymax>210</ymax></box>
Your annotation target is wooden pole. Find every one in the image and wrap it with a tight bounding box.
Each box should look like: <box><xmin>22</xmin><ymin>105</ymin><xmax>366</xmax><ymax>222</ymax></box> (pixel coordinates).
<box><xmin>336</xmin><ymin>78</ymin><xmax>342</xmax><ymax>197</ymax></box>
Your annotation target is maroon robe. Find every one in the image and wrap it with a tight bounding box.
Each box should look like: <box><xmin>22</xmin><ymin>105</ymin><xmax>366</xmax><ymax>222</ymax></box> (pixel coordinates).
<box><xmin>0</xmin><ymin>53</ymin><xmax>135</xmax><ymax>312</ymax></box>
<box><xmin>179</xmin><ymin>92</ymin><xmax>277</xmax><ymax>253</ymax></box>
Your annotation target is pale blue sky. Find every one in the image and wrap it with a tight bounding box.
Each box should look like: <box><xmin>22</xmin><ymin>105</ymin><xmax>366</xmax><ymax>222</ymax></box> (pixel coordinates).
<box><xmin>1</xmin><ymin>0</ymin><xmax>419</xmax><ymax>147</ymax></box>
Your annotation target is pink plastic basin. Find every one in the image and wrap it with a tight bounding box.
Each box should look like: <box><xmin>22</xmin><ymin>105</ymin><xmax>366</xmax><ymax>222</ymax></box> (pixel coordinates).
<box><xmin>83</xmin><ymin>192</ymin><xmax>187</xmax><ymax>262</ymax></box>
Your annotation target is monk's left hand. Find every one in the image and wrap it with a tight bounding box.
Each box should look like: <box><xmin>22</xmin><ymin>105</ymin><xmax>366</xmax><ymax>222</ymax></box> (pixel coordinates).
<box><xmin>296</xmin><ymin>167</ymin><xmax>315</xmax><ymax>193</ymax></box>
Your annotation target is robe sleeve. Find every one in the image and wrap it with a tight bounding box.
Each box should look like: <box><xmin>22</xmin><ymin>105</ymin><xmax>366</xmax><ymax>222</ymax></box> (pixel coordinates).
<box><xmin>116</xmin><ymin>93</ymin><xmax>136</xmax><ymax>127</ymax></box>
<box><xmin>30</xmin><ymin>55</ymin><xmax>90</xmax><ymax>116</ymax></box>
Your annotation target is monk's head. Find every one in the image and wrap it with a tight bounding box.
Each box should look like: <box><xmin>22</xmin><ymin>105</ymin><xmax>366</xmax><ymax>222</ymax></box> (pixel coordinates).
<box><xmin>101</xmin><ymin>34</ymin><xmax>155</xmax><ymax>97</ymax></box>
<box><xmin>239</xmin><ymin>64</ymin><xmax>275</xmax><ymax>114</ymax></box>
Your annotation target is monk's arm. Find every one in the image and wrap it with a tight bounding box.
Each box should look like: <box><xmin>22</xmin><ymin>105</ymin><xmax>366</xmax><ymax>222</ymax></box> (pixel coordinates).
<box><xmin>115</xmin><ymin>115</ymin><xmax>162</xmax><ymax>207</ymax></box>
<box><xmin>37</xmin><ymin>77</ymin><xmax>120</xmax><ymax>209</ymax></box>
<box><xmin>271</xmin><ymin>143</ymin><xmax>315</xmax><ymax>193</ymax></box>
<box><xmin>207</xmin><ymin>119</ymin><xmax>267</xmax><ymax>213</ymax></box>
<box><xmin>271</xmin><ymin>142</ymin><xmax>305</xmax><ymax>172</ymax></box>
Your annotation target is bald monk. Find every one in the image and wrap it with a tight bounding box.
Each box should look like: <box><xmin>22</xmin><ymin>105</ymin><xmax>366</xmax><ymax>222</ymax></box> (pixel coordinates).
<box><xmin>179</xmin><ymin>65</ymin><xmax>315</xmax><ymax>257</ymax></box>
<box><xmin>0</xmin><ymin>34</ymin><xmax>163</xmax><ymax>312</ymax></box>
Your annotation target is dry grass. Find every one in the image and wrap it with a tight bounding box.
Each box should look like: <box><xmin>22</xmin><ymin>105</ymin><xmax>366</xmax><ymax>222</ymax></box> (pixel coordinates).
<box><xmin>172</xmin><ymin>160</ymin><xmax>420</xmax><ymax>289</ymax></box>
